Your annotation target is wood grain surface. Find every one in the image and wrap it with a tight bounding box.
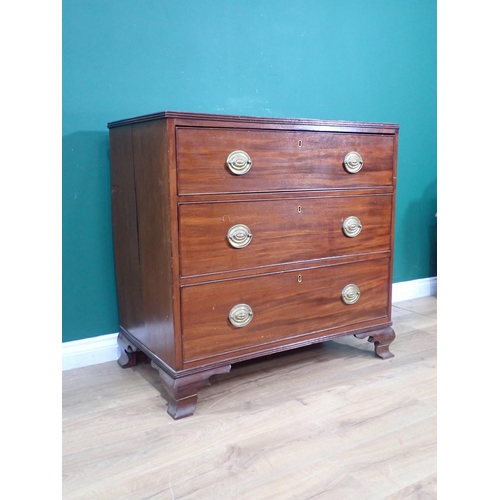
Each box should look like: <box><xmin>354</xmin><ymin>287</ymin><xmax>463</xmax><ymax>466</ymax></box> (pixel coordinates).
<box><xmin>181</xmin><ymin>258</ymin><xmax>390</xmax><ymax>364</ymax></box>
<box><xmin>179</xmin><ymin>194</ymin><xmax>392</xmax><ymax>277</ymax></box>
<box><xmin>176</xmin><ymin>127</ymin><xmax>395</xmax><ymax>195</ymax></box>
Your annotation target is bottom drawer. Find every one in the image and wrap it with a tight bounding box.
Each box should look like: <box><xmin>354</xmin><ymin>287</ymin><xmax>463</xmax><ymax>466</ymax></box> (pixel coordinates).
<box><xmin>181</xmin><ymin>258</ymin><xmax>390</xmax><ymax>363</ymax></box>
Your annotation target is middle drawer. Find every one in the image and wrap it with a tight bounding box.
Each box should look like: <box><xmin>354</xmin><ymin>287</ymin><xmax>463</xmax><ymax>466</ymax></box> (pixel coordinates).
<box><xmin>178</xmin><ymin>194</ymin><xmax>392</xmax><ymax>277</ymax></box>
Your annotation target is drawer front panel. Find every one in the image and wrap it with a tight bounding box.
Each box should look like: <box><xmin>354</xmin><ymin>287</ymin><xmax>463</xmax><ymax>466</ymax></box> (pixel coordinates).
<box><xmin>181</xmin><ymin>258</ymin><xmax>390</xmax><ymax>362</ymax></box>
<box><xmin>176</xmin><ymin>128</ymin><xmax>394</xmax><ymax>194</ymax></box>
<box><xmin>179</xmin><ymin>195</ymin><xmax>392</xmax><ymax>277</ymax></box>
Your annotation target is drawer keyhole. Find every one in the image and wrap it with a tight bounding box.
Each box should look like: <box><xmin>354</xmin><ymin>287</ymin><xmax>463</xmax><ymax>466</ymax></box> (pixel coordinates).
<box><xmin>297</xmin><ymin>275</ymin><xmax>302</xmax><ymax>283</ymax></box>
<box><xmin>298</xmin><ymin>206</ymin><xmax>302</xmax><ymax>213</ymax></box>
<box><xmin>298</xmin><ymin>140</ymin><xmax>302</xmax><ymax>147</ymax></box>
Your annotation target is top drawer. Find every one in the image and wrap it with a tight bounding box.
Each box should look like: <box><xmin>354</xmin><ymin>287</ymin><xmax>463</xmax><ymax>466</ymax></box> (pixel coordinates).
<box><xmin>176</xmin><ymin>127</ymin><xmax>395</xmax><ymax>195</ymax></box>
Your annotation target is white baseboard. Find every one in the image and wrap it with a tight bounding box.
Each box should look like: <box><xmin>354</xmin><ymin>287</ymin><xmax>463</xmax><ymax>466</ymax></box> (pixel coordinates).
<box><xmin>62</xmin><ymin>333</ymin><xmax>120</xmax><ymax>371</ymax></box>
<box><xmin>62</xmin><ymin>276</ymin><xmax>437</xmax><ymax>371</ymax></box>
<box><xmin>392</xmin><ymin>276</ymin><xmax>437</xmax><ymax>303</ymax></box>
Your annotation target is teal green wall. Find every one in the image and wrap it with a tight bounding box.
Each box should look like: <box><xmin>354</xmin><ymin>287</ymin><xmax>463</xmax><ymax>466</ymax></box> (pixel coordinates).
<box><xmin>63</xmin><ymin>0</ymin><xmax>436</xmax><ymax>342</ymax></box>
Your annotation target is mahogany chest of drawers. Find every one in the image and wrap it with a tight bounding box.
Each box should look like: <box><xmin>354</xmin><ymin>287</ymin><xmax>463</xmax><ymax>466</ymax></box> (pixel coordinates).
<box><xmin>108</xmin><ymin>111</ymin><xmax>399</xmax><ymax>419</ymax></box>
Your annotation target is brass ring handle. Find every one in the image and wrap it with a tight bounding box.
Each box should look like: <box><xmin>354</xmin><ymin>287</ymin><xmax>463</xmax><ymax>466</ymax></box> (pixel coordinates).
<box><xmin>341</xmin><ymin>284</ymin><xmax>361</xmax><ymax>305</ymax></box>
<box><xmin>226</xmin><ymin>150</ymin><xmax>252</xmax><ymax>175</ymax></box>
<box><xmin>229</xmin><ymin>304</ymin><xmax>253</xmax><ymax>327</ymax></box>
<box><xmin>342</xmin><ymin>216</ymin><xmax>362</xmax><ymax>237</ymax></box>
<box><xmin>227</xmin><ymin>224</ymin><xmax>252</xmax><ymax>248</ymax></box>
<box><xmin>344</xmin><ymin>151</ymin><xmax>363</xmax><ymax>173</ymax></box>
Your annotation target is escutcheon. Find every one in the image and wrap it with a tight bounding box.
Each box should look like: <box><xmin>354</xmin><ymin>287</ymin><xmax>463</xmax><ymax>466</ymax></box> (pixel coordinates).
<box><xmin>341</xmin><ymin>284</ymin><xmax>361</xmax><ymax>305</ymax></box>
<box><xmin>227</xmin><ymin>224</ymin><xmax>253</xmax><ymax>248</ymax></box>
<box><xmin>344</xmin><ymin>151</ymin><xmax>363</xmax><ymax>173</ymax></box>
<box><xmin>342</xmin><ymin>216</ymin><xmax>362</xmax><ymax>237</ymax></box>
<box><xmin>229</xmin><ymin>304</ymin><xmax>253</xmax><ymax>327</ymax></box>
<box><xmin>226</xmin><ymin>150</ymin><xmax>252</xmax><ymax>175</ymax></box>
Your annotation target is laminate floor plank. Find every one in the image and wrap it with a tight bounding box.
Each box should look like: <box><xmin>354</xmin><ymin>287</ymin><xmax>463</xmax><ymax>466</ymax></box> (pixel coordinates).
<box><xmin>62</xmin><ymin>295</ymin><xmax>437</xmax><ymax>499</ymax></box>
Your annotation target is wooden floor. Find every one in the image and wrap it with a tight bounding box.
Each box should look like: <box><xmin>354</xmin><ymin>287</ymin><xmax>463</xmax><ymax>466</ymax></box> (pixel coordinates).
<box><xmin>62</xmin><ymin>296</ymin><xmax>437</xmax><ymax>499</ymax></box>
